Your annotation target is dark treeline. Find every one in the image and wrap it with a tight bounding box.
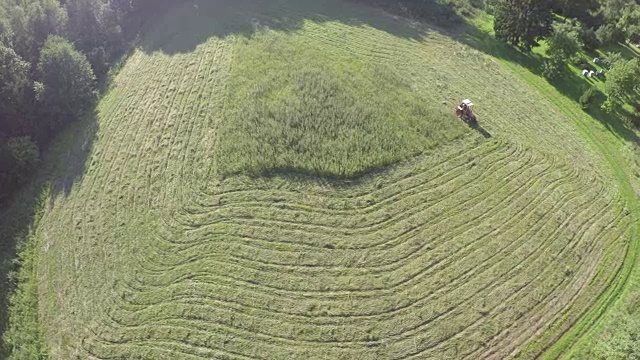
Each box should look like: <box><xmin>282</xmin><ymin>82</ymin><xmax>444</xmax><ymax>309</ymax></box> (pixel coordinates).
<box><xmin>494</xmin><ymin>0</ymin><xmax>640</xmax><ymax>50</ymax></box>
<box><xmin>0</xmin><ymin>0</ymin><xmax>181</xmax><ymax>203</ymax></box>
<box><xmin>351</xmin><ymin>0</ymin><xmax>639</xmax><ymax>49</ymax></box>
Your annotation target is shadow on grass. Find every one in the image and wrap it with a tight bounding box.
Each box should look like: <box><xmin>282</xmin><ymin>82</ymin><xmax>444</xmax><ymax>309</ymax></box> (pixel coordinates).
<box><xmin>457</xmin><ymin>23</ymin><xmax>640</xmax><ymax>146</ymax></box>
<box><xmin>139</xmin><ymin>0</ymin><xmax>465</xmax><ymax>54</ymax></box>
<box><xmin>468</xmin><ymin>120</ymin><xmax>492</xmax><ymax>138</ymax></box>
<box><xmin>600</xmin><ymin>42</ymin><xmax>640</xmax><ymax>60</ymax></box>
<box><xmin>0</xmin><ymin>111</ymin><xmax>98</xmax><ymax>356</ymax></box>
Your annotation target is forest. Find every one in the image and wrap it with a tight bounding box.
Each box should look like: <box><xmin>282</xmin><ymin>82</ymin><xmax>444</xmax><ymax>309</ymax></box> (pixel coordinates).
<box><xmin>0</xmin><ymin>0</ymin><xmax>184</xmax><ymax>202</ymax></box>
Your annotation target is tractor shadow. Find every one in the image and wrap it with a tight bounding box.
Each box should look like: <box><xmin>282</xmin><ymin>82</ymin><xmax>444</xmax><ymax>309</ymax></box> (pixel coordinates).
<box><xmin>464</xmin><ymin>119</ymin><xmax>492</xmax><ymax>138</ymax></box>
<box><xmin>458</xmin><ymin>117</ymin><xmax>491</xmax><ymax>139</ymax></box>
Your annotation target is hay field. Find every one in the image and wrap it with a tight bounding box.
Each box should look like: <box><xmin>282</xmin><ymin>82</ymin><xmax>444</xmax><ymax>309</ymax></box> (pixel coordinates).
<box><xmin>11</xmin><ymin>0</ymin><xmax>639</xmax><ymax>359</ymax></box>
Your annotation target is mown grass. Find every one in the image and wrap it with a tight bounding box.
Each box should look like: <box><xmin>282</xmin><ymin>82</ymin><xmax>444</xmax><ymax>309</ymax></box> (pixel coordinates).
<box><xmin>1</xmin><ymin>0</ymin><xmax>637</xmax><ymax>359</ymax></box>
<box><xmin>2</xmin><ymin>188</ymin><xmax>48</xmax><ymax>360</ymax></box>
<box><xmin>462</xmin><ymin>13</ymin><xmax>640</xmax><ymax>360</ymax></box>
<box><xmin>216</xmin><ymin>32</ymin><xmax>467</xmax><ymax>178</ymax></box>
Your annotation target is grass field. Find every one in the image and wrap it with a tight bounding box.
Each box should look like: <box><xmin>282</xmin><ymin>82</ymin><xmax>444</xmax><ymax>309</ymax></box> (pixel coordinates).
<box><xmin>2</xmin><ymin>0</ymin><xmax>639</xmax><ymax>359</ymax></box>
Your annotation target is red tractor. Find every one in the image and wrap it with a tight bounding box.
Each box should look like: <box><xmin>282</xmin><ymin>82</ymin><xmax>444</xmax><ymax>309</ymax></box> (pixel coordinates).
<box><xmin>455</xmin><ymin>99</ymin><xmax>477</xmax><ymax>124</ymax></box>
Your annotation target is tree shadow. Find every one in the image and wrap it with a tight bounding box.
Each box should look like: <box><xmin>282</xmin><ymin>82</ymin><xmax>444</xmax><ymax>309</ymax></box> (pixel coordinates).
<box><xmin>139</xmin><ymin>0</ymin><xmax>466</xmax><ymax>54</ymax></box>
<box><xmin>0</xmin><ymin>110</ymin><xmax>98</xmax><ymax>355</ymax></box>
<box><xmin>600</xmin><ymin>42</ymin><xmax>640</xmax><ymax>60</ymax></box>
<box><xmin>46</xmin><ymin>111</ymin><xmax>100</xmax><ymax>198</ymax></box>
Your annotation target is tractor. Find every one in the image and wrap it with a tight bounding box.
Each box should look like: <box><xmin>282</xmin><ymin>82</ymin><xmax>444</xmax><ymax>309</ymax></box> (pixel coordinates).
<box><xmin>455</xmin><ymin>99</ymin><xmax>477</xmax><ymax>124</ymax></box>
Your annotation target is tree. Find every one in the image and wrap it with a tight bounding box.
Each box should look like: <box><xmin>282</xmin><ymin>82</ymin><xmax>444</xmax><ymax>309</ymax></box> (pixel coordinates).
<box><xmin>8</xmin><ymin>0</ymin><xmax>68</xmax><ymax>65</ymax></box>
<box><xmin>494</xmin><ymin>0</ymin><xmax>554</xmax><ymax>49</ymax></box>
<box><xmin>605</xmin><ymin>58</ymin><xmax>640</xmax><ymax>103</ymax></box>
<box><xmin>36</xmin><ymin>35</ymin><xmax>96</xmax><ymax>132</ymax></box>
<box><xmin>604</xmin><ymin>51</ymin><xmax>623</xmax><ymax>67</ymax></box>
<box><xmin>596</xmin><ymin>23</ymin><xmax>625</xmax><ymax>45</ymax></box>
<box><xmin>617</xmin><ymin>4</ymin><xmax>640</xmax><ymax>41</ymax></box>
<box><xmin>579</xmin><ymin>86</ymin><xmax>596</xmax><ymax>109</ymax></box>
<box><xmin>601</xmin><ymin>0</ymin><xmax>634</xmax><ymax>23</ymax></box>
<box><xmin>546</xmin><ymin>22</ymin><xmax>583</xmax><ymax>62</ymax></box>
<box><xmin>542</xmin><ymin>58</ymin><xmax>562</xmax><ymax>79</ymax></box>
<box><xmin>64</xmin><ymin>0</ymin><xmax>123</xmax><ymax>77</ymax></box>
<box><xmin>0</xmin><ymin>45</ymin><xmax>31</xmax><ymax>136</ymax></box>
<box><xmin>5</xmin><ymin>136</ymin><xmax>39</xmax><ymax>179</ymax></box>
<box><xmin>0</xmin><ymin>12</ymin><xmax>13</xmax><ymax>46</ymax></box>
<box><xmin>552</xmin><ymin>0</ymin><xmax>600</xmax><ymax>25</ymax></box>
<box><xmin>580</xmin><ymin>26</ymin><xmax>601</xmax><ymax>51</ymax></box>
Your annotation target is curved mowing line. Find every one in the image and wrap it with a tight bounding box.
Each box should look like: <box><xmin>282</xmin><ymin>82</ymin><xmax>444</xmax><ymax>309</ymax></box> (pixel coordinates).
<box><xmin>484</xmin><ymin>49</ymin><xmax>640</xmax><ymax>359</ymax></box>
<box><xmin>144</xmin><ymin>57</ymin><xmax>204</xmax><ymax>209</ymax></box>
<box><xmin>176</xmin><ymin>148</ymin><xmax>533</xmax><ymax>249</ymax></box>
<box><xmin>125</xmin><ymin>157</ymin><xmax>556</xmax><ymax>298</ymax></box>
<box><xmin>155</xmin><ymin>49</ymin><xmax>216</xmax><ymax>209</ymax></box>
<box><xmin>116</xmin><ymin>50</ymin><xmax>208</xmax><ymax>205</ymax></box>
<box><xmin>122</xmin><ymin>172</ymin><xmax>576</xmax><ymax>312</ymax></box>
<box><xmin>81</xmin><ymin>53</ymin><xmax>168</xmax><ymax>198</ymax></box>
<box><xmin>105</xmin><ymin>162</ymin><xmax>604</xmax><ymax>336</ymax></box>
<box><xmin>95</xmin><ymin>53</ymin><xmax>189</xmax><ymax>213</ymax></box>
<box><xmin>106</xmin><ymin>176</ymin><xmax>608</xmax><ymax>340</ymax></box>
<box><xmin>101</xmin><ymin>194</ymin><xmax>620</xmax><ymax>352</ymax></box>
<box><xmin>188</xmin><ymin>141</ymin><xmax>499</xmax><ymax>216</ymax></box>
<box><xmin>107</xmin><ymin>180</ymin><xmax>592</xmax><ymax>332</ymax></box>
<box><xmin>91</xmin><ymin>152</ymin><xmax>620</xmax><ymax>358</ymax></box>
<box><xmin>183</xmin><ymin>143</ymin><xmax>518</xmax><ymax>233</ymax></box>
<box><xmin>428</xmin><ymin>197</ymin><xmax>623</xmax><ymax>359</ymax></box>
<box><xmin>44</xmin><ymin>11</ymin><xmax>635</xmax><ymax>359</ymax></box>
<box><xmin>88</xmin><ymin>337</ymin><xmax>256</xmax><ymax>360</ymax></box>
<box><xmin>172</xmin><ymin>158</ymin><xmax>532</xmax><ymax>254</ymax></box>
<box><xmin>133</xmin><ymin>46</ymin><xmax>218</xmax><ymax>210</ymax></box>
<box><xmin>182</xmin><ymin>141</ymin><xmax>509</xmax><ymax>230</ymax></box>
<box><xmin>488</xmin><ymin>217</ymin><xmax>633</xmax><ymax>359</ymax></box>
<box><xmin>194</xmin><ymin>136</ymin><xmax>496</xmax><ymax>201</ymax></box>
<box><xmin>404</xmin><ymin>207</ymin><xmax>623</xmax><ymax>359</ymax></box>
<box><xmin>174</xmin><ymin>42</ymin><xmax>231</xmax><ymax>206</ymax></box>
<box><xmin>153</xmin><ymin>148</ymin><xmax>541</xmax><ymax>271</ymax></box>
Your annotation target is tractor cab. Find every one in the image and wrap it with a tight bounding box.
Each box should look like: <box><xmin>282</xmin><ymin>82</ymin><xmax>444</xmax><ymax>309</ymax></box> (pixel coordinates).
<box><xmin>455</xmin><ymin>99</ymin><xmax>477</xmax><ymax>123</ymax></box>
<box><xmin>458</xmin><ymin>99</ymin><xmax>474</xmax><ymax>112</ymax></box>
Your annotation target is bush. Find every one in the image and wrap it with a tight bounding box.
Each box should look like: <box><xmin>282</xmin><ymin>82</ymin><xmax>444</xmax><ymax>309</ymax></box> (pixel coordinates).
<box><xmin>88</xmin><ymin>46</ymin><xmax>109</xmax><ymax>78</ymax></box>
<box><xmin>447</xmin><ymin>0</ymin><xmax>483</xmax><ymax>16</ymax></box>
<box><xmin>603</xmin><ymin>51</ymin><xmax>623</xmax><ymax>68</ymax></box>
<box><xmin>542</xmin><ymin>59</ymin><xmax>562</xmax><ymax>80</ymax></box>
<box><xmin>601</xmin><ymin>98</ymin><xmax>614</xmax><ymax>113</ymax></box>
<box><xmin>484</xmin><ymin>0</ymin><xmax>499</xmax><ymax>14</ymax></box>
<box><xmin>579</xmin><ymin>86</ymin><xmax>596</xmax><ymax>109</ymax></box>
<box><xmin>6</xmin><ymin>137</ymin><xmax>40</xmax><ymax>175</ymax></box>
<box><xmin>0</xmin><ymin>137</ymin><xmax>39</xmax><ymax>201</ymax></box>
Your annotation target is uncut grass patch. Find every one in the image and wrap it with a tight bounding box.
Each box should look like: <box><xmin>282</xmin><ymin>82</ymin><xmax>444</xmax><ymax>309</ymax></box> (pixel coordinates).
<box><xmin>215</xmin><ymin>32</ymin><xmax>468</xmax><ymax>178</ymax></box>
